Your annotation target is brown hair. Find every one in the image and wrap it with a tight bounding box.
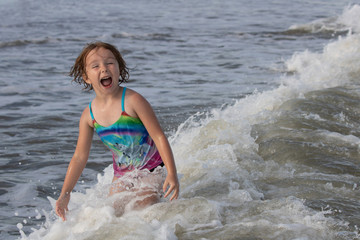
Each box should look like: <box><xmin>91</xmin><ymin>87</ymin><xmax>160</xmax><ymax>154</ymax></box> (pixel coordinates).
<box><xmin>69</xmin><ymin>42</ymin><xmax>129</xmax><ymax>90</ymax></box>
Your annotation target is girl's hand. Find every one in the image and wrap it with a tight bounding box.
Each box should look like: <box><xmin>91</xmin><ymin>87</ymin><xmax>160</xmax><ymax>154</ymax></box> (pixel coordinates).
<box><xmin>163</xmin><ymin>174</ymin><xmax>179</xmax><ymax>201</ymax></box>
<box><xmin>55</xmin><ymin>193</ymin><xmax>70</xmax><ymax>221</ymax></box>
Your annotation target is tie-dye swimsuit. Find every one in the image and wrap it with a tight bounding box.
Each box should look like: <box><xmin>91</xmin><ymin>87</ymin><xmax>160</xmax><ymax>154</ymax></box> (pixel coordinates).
<box><xmin>89</xmin><ymin>87</ymin><xmax>163</xmax><ymax>178</ymax></box>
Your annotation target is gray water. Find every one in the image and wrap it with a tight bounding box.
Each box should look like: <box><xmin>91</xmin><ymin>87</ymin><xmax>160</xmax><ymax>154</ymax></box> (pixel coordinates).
<box><xmin>0</xmin><ymin>0</ymin><xmax>359</xmax><ymax>239</ymax></box>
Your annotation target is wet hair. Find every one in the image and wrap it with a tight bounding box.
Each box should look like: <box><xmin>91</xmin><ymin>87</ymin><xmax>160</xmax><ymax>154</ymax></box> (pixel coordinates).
<box><xmin>69</xmin><ymin>41</ymin><xmax>129</xmax><ymax>90</ymax></box>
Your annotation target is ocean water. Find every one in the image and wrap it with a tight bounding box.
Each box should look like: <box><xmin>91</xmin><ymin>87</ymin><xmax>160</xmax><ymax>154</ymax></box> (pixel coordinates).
<box><xmin>0</xmin><ymin>0</ymin><xmax>359</xmax><ymax>239</ymax></box>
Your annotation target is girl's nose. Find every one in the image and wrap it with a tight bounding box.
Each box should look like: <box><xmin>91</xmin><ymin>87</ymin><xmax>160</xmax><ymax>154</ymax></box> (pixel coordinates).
<box><xmin>101</xmin><ymin>65</ymin><xmax>108</xmax><ymax>73</ymax></box>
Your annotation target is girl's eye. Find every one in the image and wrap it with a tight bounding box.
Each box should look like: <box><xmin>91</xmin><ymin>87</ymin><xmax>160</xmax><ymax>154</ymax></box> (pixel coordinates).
<box><xmin>92</xmin><ymin>65</ymin><xmax>99</xmax><ymax>69</ymax></box>
<box><xmin>107</xmin><ymin>62</ymin><xmax>113</xmax><ymax>65</ymax></box>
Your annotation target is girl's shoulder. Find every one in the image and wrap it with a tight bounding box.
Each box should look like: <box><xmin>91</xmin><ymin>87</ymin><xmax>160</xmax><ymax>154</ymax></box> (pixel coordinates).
<box><xmin>123</xmin><ymin>87</ymin><xmax>151</xmax><ymax>117</ymax></box>
<box><xmin>80</xmin><ymin>104</ymin><xmax>95</xmax><ymax>128</ymax></box>
<box><xmin>124</xmin><ymin>87</ymin><xmax>140</xmax><ymax>97</ymax></box>
<box><xmin>124</xmin><ymin>87</ymin><xmax>148</xmax><ymax>104</ymax></box>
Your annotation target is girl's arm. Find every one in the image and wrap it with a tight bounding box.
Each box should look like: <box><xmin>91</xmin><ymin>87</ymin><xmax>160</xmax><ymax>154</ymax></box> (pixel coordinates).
<box><xmin>128</xmin><ymin>90</ymin><xmax>179</xmax><ymax>200</ymax></box>
<box><xmin>55</xmin><ymin>107</ymin><xmax>94</xmax><ymax>221</ymax></box>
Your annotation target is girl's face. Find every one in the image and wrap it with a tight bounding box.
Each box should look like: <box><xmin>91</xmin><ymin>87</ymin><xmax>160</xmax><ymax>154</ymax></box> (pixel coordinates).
<box><xmin>83</xmin><ymin>47</ymin><xmax>120</xmax><ymax>93</ymax></box>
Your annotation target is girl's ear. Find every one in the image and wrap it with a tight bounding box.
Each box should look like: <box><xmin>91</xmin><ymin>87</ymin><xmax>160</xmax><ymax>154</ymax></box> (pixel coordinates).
<box><xmin>82</xmin><ymin>73</ymin><xmax>90</xmax><ymax>83</ymax></box>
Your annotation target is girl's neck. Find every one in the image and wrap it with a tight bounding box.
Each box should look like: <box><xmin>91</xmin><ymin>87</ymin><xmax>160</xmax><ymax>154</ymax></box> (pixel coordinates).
<box><xmin>94</xmin><ymin>86</ymin><xmax>123</xmax><ymax>104</ymax></box>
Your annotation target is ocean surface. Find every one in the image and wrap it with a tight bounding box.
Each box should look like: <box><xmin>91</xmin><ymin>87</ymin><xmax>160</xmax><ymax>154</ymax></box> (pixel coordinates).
<box><xmin>0</xmin><ymin>0</ymin><xmax>359</xmax><ymax>239</ymax></box>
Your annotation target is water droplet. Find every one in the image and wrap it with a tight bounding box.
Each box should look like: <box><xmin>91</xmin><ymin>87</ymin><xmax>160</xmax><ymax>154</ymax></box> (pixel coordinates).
<box><xmin>16</xmin><ymin>223</ymin><xmax>23</xmax><ymax>230</ymax></box>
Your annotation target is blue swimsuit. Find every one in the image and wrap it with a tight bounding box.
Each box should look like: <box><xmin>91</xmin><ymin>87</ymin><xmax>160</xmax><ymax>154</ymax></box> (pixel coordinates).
<box><xmin>89</xmin><ymin>87</ymin><xmax>163</xmax><ymax>177</ymax></box>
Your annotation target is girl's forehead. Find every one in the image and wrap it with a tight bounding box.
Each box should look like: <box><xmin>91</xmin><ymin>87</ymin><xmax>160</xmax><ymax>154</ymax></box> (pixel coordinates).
<box><xmin>86</xmin><ymin>47</ymin><xmax>115</xmax><ymax>62</ymax></box>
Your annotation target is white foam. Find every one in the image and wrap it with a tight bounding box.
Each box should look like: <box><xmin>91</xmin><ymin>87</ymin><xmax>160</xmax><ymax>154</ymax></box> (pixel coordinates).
<box><xmin>338</xmin><ymin>5</ymin><xmax>360</xmax><ymax>33</ymax></box>
<box><xmin>169</xmin><ymin>9</ymin><xmax>360</xmax><ymax>238</ymax></box>
<box><xmin>172</xmin><ymin>25</ymin><xmax>360</xmax><ymax>185</ymax></box>
<box><xmin>288</xmin><ymin>4</ymin><xmax>360</xmax><ymax>34</ymax></box>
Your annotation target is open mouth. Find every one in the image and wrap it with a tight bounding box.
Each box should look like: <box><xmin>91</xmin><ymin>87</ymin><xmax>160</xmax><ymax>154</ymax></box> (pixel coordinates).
<box><xmin>100</xmin><ymin>77</ymin><xmax>113</xmax><ymax>88</ymax></box>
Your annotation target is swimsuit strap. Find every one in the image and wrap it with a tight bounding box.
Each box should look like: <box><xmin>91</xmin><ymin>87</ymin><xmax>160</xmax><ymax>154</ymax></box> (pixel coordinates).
<box><xmin>89</xmin><ymin>102</ymin><xmax>95</xmax><ymax>120</ymax></box>
<box><xmin>121</xmin><ymin>87</ymin><xmax>127</xmax><ymax>112</ymax></box>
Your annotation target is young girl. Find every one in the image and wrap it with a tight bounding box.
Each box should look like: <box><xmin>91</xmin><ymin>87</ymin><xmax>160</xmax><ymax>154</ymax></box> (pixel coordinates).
<box><xmin>55</xmin><ymin>42</ymin><xmax>179</xmax><ymax>221</ymax></box>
